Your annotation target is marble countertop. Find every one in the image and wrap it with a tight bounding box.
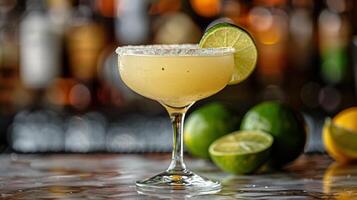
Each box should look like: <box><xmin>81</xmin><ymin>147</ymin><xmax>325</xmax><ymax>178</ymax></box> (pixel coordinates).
<box><xmin>0</xmin><ymin>154</ymin><xmax>356</xmax><ymax>199</ymax></box>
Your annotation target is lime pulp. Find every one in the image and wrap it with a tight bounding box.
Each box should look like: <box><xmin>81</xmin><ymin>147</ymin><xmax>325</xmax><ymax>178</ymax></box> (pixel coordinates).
<box><xmin>209</xmin><ymin>130</ymin><xmax>273</xmax><ymax>174</ymax></box>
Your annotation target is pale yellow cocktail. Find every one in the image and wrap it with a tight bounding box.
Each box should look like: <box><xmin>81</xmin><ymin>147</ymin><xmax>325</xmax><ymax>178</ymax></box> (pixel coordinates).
<box><xmin>119</xmin><ymin>48</ymin><xmax>234</xmax><ymax>107</ymax></box>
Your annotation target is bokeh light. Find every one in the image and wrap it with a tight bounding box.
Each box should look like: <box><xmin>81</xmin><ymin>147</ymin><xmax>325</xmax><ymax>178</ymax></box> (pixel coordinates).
<box><xmin>190</xmin><ymin>0</ymin><xmax>221</xmax><ymax>17</ymax></box>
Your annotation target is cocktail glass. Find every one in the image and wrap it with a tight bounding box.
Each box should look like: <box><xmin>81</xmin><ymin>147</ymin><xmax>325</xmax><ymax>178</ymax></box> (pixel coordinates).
<box><xmin>116</xmin><ymin>44</ymin><xmax>235</xmax><ymax>194</ymax></box>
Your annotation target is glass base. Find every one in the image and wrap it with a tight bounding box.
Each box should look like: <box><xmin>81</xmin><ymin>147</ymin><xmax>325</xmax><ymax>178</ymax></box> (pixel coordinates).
<box><xmin>136</xmin><ymin>169</ymin><xmax>221</xmax><ymax>196</ymax></box>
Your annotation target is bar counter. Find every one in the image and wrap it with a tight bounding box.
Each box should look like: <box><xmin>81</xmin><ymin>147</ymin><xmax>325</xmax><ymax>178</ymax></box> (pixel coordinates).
<box><xmin>0</xmin><ymin>154</ymin><xmax>356</xmax><ymax>199</ymax></box>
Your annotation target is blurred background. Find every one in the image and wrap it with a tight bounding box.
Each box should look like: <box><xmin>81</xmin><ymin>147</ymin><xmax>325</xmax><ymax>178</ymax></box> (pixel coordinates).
<box><xmin>0</xmin><ymin>0</ymin><xmax>356</xmax><ymax>153</ymax></box>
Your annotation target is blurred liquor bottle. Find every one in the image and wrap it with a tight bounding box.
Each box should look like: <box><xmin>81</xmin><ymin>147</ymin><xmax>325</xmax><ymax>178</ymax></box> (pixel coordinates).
<box><xmin>66</xmin><ymin>0</ymin><xmax>108</xmax><ymax>111</ymax></box>
<box><xmin>289</xmin><ymin>0</ymin><xmax>314</xmax><ymax>74</ymax></box>
<box><xmin>318</xmin><ymin>0</ymin><xmax>351</xmax><ymax>85</ymax></box>
<box><xmin>47</xmin><ymin>0</ymin><xmax>73</xmax><ymax>34</ymax></box>
<box><xmin>19</xmin><ymin>0</ymin><xmax>62</xmax><ymax>108</ymax></box>
<box><xmin>91</xmin><ymin>0</ymin><xmax>119</xmax><ymax>109</ymax></box>
<box><xmin>0</xmin><ymin>1</ymin><xmax>19</xmax><ymax>114</ymax></box>
<box><xmin>317</xmin><ymin>0</ymin><xmax>354</xmax><ymax>113</ymax></box>
<box><xmin>288</xmin><ymin>0</ymin><xmax>315</xmax><ymax>107</ymax></box>
<box><xmin>43</xmin><ymin>0</ymin><xmax>74</xmax><ymax>110</ymax></box>
<box><xmin>115</xmin><ymin>0</ymin><xmax>149</xmax><ymax>44</ymax></box>
<box><xmin>248</xmin><ymin>0</ymin><xmax>289</xmax><ymax>101</ymax></box>
<box><xmin>94</xmin><ymin>0</ymin><xmax>131</xmax><ymax>111</ymax></box>
<box><xmin>0</xmin><ymin>0</ymin><xmax>20</xmax><ymax>151</ymax></box>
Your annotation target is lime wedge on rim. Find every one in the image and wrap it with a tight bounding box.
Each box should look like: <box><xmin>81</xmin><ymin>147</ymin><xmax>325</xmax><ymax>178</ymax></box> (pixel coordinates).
<box><xmin>199</xmin><ymin>23</ymin><xmax>258</xmax><ymax>84</ymax></box>
<box><xmin>209</xmin><ymin>130</ymin><xmax>273</xmax><ymax>174</ymax></box>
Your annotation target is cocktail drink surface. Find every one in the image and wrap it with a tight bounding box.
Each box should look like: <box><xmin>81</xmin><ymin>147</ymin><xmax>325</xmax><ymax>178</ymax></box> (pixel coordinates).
<box><xmin>116</xmin><ymin>44</ymin><xmax>235</xmax><ymax>194</ymax></box>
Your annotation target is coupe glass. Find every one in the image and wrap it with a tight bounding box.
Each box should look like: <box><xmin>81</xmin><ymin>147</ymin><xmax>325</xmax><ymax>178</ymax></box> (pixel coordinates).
<box><xmin>116</xmin><ymin>44</ymin><xmax>235</xmax><ymax>194</ymax></box>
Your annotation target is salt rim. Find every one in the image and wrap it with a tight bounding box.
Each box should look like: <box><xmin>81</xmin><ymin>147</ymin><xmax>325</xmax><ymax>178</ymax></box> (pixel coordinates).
<box><xmin>115</xmin><ymin>44</ymin><xmax>235</xmax><ymax>56</ymax></box>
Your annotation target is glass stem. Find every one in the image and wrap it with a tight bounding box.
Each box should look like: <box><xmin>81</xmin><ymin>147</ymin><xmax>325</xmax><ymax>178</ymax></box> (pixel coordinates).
<box><xmin>163</xmin><ymin>104</ymin><xmax>192</xmax><ymax>173</ymax></box>
<box><xmin>167</xmin><ymin>112</ymin><xmax>186</xmax><ymax>172</ymax></box>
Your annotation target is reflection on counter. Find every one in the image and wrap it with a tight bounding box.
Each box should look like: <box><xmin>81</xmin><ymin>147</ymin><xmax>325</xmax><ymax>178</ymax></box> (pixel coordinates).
<box><xmin>323</xmin><ymin>162</ymin><xmax>357</xmax><ymax>197</ymax></box>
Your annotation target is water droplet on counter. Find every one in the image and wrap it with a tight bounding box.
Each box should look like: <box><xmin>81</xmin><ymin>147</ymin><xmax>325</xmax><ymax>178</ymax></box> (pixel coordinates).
<box><xmin>10</xmin><ymin>153</ymin><xmax>18</xmax><ymax>161</ymax></box>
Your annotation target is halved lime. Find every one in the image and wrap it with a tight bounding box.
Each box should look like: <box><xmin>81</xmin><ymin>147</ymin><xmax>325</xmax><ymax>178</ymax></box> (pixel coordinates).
<box><xmin>199</xmin><ymin>23</ymin><xmax>258</xmax><ymax>84</ymax></box>
<box><xmin>209</xmin><ymin>130</ymin><xmax>273</xmax><ymax>174</ymax></box>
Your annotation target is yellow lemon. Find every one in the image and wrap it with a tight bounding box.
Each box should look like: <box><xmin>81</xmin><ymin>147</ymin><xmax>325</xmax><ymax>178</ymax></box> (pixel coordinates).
<box><xmin>323</xmin><ymin>107</ymin><xmax>357</xmax><ymax>163</ymax></box>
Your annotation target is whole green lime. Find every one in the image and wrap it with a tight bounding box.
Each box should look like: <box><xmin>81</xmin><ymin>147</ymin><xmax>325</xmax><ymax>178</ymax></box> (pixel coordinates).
<box><xmin>240</xmin><ymin>101</ymin><xmax>307</xmax><ymax>167</ymax></box>
<box><xmin>184</xmin><ymin>103</ymin><xmax>238</xmax><ymax>159</ymax></box>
